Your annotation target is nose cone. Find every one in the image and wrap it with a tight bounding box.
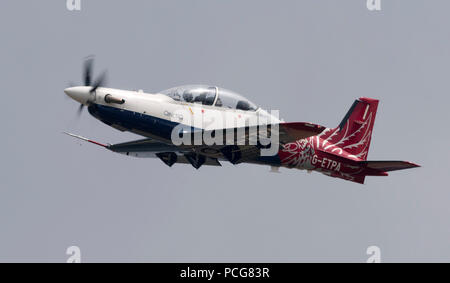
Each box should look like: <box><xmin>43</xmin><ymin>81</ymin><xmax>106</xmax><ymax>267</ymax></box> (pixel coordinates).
<box><xmin>64</xmin><ymin>86</ymin><xmax>92</xmax><ymax>104</ymax></box>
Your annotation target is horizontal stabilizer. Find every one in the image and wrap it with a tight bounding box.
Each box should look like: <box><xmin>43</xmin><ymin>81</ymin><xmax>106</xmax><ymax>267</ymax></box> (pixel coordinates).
<box><xmin>361</xmin><ymin>161</ymin><xmax>420</xmax><ymax>172</ymax></box>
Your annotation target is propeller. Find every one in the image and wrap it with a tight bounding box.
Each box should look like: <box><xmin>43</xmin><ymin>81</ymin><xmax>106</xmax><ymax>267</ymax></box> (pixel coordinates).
<box><xmin>76</xmin><ymin>105</ymin><xmax>85</xmax><ymax>117</ymax></box>
<box><xmin>83</xmin><ymin>57</ymin><xmax>93</xmax><ymax>86</ymax></box>
<box><xmin>70</xmin><ymin>56</ymin><xmax>108</xmax><ymax>117</ymax></box>
<box><xmin>77</xmin><ymin>104</ymin><xmax>84</xmax><ymax>116</ymax></box>
<box><xmin>90</xmin><ymin>70</ymin><xmax>107</xmax><ymax>93</ymax></box>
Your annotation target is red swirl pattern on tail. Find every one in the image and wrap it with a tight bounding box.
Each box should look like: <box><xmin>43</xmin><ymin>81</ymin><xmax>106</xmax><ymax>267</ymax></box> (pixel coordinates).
<box><xmin>318</xmin><ymin>97</ymin><xmax>379</xmax><ymax>161</ymax></box>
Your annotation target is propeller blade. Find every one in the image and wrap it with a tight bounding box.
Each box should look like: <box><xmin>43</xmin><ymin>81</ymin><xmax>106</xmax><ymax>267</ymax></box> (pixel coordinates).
<box><xmin>83</xmin><ymin>57</ymin><xmax>94</xmax><ymax>86</ymax></box>
<box><xmin>90</xmin><ymin>70</ymin><xmax>107</xmax><ymax>93</ymax></box>
<box><xmin>77</xmin><ymin>104</ymin><xmax>84</xmax><ymax>117</ymax></box>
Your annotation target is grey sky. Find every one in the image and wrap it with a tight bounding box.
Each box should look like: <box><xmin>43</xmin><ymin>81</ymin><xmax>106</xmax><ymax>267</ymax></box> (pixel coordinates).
<box><xmin>0</xmin><ymin>0</ymin><xmax>449</xmax><ymax>262</ymax></box>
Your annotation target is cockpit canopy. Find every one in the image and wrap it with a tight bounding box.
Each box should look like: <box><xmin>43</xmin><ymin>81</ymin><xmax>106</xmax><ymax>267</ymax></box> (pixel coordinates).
<box><xmin>159</xmin><ymin>85</ymin><xmax>258</xmax><ymax>111</ymax></box>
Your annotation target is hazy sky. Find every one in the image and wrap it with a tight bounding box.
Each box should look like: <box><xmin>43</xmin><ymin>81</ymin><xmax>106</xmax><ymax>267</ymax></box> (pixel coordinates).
<box><xmin>0</xmin><ymin>0</ymin><xmax>449</xmax><ymax>262</ymax></box>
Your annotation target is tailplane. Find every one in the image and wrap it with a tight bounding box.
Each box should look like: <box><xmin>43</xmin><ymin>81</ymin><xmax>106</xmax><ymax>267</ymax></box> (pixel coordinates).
<box><xmin>326</xmin><ymin>161</ymin><xmax>420</xmax><ymax>184</ymax></box>
<box><xmin>360</xmin><ymin>160</ymin><xmax>420</xmax><ymax>172</ymax></box>
<box><xmin>316</xmin><ymin>98</ymin><xmax>420</xmax><ymax>184</ymax></box>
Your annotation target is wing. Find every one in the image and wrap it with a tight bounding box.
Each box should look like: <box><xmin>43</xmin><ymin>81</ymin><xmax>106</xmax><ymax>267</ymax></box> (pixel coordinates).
<box><xmin>108</xmin><ymin>138</ymin><xmax>222</xmax><ymax>168</ymax></box>
<box><xmin>64</xmin><ymin>122</ymin><xmax>324</xmax><ymax>169</ymax></box>
<box><xmin>278</xmin><ymin>122</ymin><xmax>326</xmax><ymax>144</ymax></box>
<box><xmin>186</xmin><ymin>122</ymin><xmax>325</xmax><ymax>164</ymax></box>
<box><xmin>63</xmin><ymin>133</ymin><xmax>221</xmax><ymax>168</ymax></box>
<box><xmin>196</xmin><ymin>122</ymin><xmax>325</xmax><ymax>146</ymax></box>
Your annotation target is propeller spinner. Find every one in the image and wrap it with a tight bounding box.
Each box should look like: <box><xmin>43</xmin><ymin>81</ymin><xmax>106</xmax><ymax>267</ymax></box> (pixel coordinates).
<box><xmin>65</xmin><ymin>57</ymin><xmax>107</xmax><ymax>116</ymax></box>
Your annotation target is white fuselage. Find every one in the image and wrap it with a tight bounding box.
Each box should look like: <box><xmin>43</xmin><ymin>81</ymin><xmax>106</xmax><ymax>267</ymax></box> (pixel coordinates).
<box><xmin>65</xmin><ymin>86</ymin><xmax>280</xmax><ymax>133</ymax></box>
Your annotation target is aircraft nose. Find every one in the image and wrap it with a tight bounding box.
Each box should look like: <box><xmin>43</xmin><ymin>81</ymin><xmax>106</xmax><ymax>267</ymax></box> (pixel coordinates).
<box><xmin>64</xmin><ymin>86</ymin><xmax>91</xmax><ymax>104</ymax></box>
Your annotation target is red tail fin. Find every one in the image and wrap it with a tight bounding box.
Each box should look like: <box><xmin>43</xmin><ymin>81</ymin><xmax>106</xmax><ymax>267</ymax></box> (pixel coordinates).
<box><xmin>320</xmin><ymin>97</ymin><xmax>379</xmax><ymax>161</ymax></box>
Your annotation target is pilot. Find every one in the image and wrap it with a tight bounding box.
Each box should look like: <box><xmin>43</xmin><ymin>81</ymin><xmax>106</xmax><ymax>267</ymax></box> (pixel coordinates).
<box><xmin>183</xmin><ymin>91</ymin><xmax>194</xmax><ymax>103</ymax></box>
<box><xmin>236</xmin><ymin>100</ymin><xmax>250</xmax><ymax>111</ymax></box>
<box><xmin>194</xmin><ymin>93</ymin><xmax>207</xmax><ymax>104</ymax></box>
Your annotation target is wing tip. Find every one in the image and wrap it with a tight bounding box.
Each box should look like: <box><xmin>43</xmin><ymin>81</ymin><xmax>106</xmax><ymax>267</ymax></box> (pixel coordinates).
<box><xmin>63</xmin><ymin>132</ymin><xmax>108</xmax><ymax>148</ymax></box>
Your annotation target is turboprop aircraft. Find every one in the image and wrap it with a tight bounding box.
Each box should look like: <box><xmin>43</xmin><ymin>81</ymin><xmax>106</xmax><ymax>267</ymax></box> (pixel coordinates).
<box><xmin>64</xmin><ymin>58</ymin><xmax>419</xmax><ymax>184</ymax></box>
